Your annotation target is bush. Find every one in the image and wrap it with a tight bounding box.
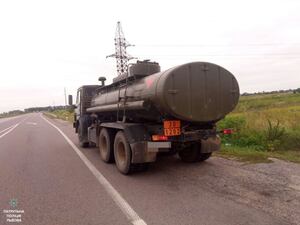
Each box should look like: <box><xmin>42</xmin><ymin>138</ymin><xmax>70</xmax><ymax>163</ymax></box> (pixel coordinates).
<box><xmin>235</xmin><ymin>130</ymin><xmax>265</xmax><ymax>150</ymax></box>
<box><xmin>219</xmin><ymin>117</ymin><xmax>290</xmax><ymax>151</ymax></box>
<box><xmin>280</xmin><ymin>128</ymin><xmax>300</xmax><ymax>151</ymax></box>
<box><xmin>218</xmin><ymin>115</ymin><xmax>246</xmax><ymax>131</ymax></box>
<box><xmin>264</xmin><ymin>119</ymin><xmax>286</xmax><ymax>151</ymax></box>
<box><xmin>218</xmin><ymin>116</ymin><xmax>265</xmax><ymax>149</ymax></box>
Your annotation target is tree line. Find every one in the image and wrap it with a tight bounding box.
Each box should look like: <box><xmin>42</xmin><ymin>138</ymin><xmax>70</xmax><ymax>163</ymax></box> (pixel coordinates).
<box><xmin>0</xmin><ymin>106</ymin><xmax>68</xmax><ymax>118</ymax></box>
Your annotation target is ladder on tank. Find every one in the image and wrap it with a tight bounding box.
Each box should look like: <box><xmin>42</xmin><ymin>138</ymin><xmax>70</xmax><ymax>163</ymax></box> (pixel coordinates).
<box><xmin>116</xmin><ymin>74</ymin><xmax>130</xmax><ymax>123</ymax></box>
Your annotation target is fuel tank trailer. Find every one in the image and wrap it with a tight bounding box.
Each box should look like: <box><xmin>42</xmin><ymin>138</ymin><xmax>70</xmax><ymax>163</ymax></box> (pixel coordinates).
<box><xmin>71</xmin><ymin>60</ymin><xmax>239</xmax><ymax>174</ymax></box>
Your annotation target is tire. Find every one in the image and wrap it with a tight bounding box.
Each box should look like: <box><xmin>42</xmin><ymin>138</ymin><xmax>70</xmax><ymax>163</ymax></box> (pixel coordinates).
<box><xmin>99</xmin><ymin>128</ymin><xmax>114</xmax><ymax>163</ymax></box>
<box><xmin>78</xmin><ymin>115</ymin><xmax>91</xmax><ymax>148</ymax></box>
<box><xmin>178</xmin><ymin>142</ymin><xmax>212</xmax><ymax>163</ymax></box>
<box><xmin>114</xmin><ymin>131</ymin><xmax>134</xmax><ymax>174</ymax></box>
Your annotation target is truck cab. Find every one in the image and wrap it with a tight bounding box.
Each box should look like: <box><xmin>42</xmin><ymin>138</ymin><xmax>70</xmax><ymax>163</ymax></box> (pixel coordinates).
<box><xmin>74</xmin><ymin>85</ymin><xmax>100</xmax><ymax>118</ymax></box>
<box><xmin>73</xmin><ymin>85</ymin><xmax>100</xmax><ymax>146</ymax></box>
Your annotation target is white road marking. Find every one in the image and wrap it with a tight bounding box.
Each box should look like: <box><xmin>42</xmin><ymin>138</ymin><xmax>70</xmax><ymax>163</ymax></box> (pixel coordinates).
<box><xmin>41</xmin><ymin>115</ymin><xmax>147</xmax><ymax>225</ymax></box>
<box><xmin>26</xmin><ymin>122</ymin><xmax>37</xmax><ymax>125</ymax></box>
<box><xmin>0</xmin><ymin>125</ymin><xmax>16</xmax><ymax>134</ymax></box>
<box><xmin>0</xmin><ymin>116</ymin><xmax>28</xmax><ymax>139</ymax></box>
<box><xmin>0</xmin><ymin>117</ymin><xmax>16</xmax><ymax>124</ymax></box>
<box><xmin>0</xmin><ymin>123</ymin><xmax>20</xmax><ymax>139</ymax></box>
<box><xmin>0</xmin><ymin>115</ymin><xmax>24</xmax><ymax>124</ymax></box>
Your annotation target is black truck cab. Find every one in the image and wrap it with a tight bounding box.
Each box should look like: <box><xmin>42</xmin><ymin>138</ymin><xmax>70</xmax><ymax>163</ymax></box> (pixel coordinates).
<box><xmin>72</xmin><ymin>85</ymin><xmax>100</xmax><ymax>146</ymax></box>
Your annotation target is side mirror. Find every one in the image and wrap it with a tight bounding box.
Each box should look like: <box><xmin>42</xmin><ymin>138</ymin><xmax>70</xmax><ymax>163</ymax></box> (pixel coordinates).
<box><xmin>68</xmin><ymin>95</ymin><xmax>73</xmax><ymax>106</ymax></box>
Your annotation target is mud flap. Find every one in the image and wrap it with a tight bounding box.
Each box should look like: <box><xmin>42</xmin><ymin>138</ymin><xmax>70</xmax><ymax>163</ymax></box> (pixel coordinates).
<box><xmin>201</xmin><ymin>135</ymin><xmax>221</xmax><ymax>153</ymax></box>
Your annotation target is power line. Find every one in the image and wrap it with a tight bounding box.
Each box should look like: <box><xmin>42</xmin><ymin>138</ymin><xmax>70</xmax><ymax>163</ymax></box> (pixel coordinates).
<box><xmin>137</xmin><ymin>53</ymin><xmax>300</xmax><ymax>58</ymax></box>
<box><xmin>136</xmin><ymin>43</ymin><xmax>300</xmax><ymax>47</ymax></box>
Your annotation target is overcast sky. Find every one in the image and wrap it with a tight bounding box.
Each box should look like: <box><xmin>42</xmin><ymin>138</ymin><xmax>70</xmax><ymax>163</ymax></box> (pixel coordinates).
<box><xmin>0</xmin><ymin>0</ymin><xmax>300</xmax><ymax>113</ymax></box>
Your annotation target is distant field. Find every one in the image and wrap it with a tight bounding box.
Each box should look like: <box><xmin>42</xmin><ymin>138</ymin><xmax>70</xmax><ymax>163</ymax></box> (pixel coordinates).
<box><xmin>217</xmin><ymin>92</ymin><xmax>300</xmax><ymax>163</ymax></box>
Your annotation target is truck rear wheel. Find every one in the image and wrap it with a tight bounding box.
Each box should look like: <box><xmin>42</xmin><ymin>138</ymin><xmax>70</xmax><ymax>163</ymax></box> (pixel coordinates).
<box><xmin>178</xmin><ymin>143</ymin><xmax>212</xmax><ymax>163</ymax></box>
<box><xmin>114</xmin><ymin>131</ymin><xmax>134</xmax><ymax>174</ymax></box>
<box><xmin>99</xmin><ymin>128</ymin><xmax>114</xmax><ymax>163</ymax></box>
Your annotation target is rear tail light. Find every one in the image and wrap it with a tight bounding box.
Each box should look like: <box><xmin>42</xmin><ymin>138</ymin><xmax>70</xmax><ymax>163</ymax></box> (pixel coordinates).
<box><xmin>152</xmin><ymin>135</ymin><xmax>168</xmax><ymax>141</ymax></box>
<box><xmin>223</xmin><ymin>129</ymin><xmax>234</xmax><ymax>135</ymax></box>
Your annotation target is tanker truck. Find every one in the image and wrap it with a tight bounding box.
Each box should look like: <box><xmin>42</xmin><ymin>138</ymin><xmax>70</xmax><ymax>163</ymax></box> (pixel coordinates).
<box><xmin>70</xmin><ymin>60</ymin><xmax>239</xmax><ymax>174</ymax></box>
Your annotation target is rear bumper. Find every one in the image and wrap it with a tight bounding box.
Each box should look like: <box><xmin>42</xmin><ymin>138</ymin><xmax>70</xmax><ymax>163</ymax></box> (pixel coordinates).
<box><xmin>131</xmin><ymin>141</ymin><xmax>171</xmax><ymax>163</ymax></box>
<box><xmin>130</xmin><ymin>135</ymin><xmax>220</xmax><ymax>163</ymax></box>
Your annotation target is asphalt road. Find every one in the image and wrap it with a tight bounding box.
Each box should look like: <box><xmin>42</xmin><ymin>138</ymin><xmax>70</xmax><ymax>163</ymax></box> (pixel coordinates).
<box><xmin>0</xmin><ymin>113</ymin><xmax>299</xmax><ymax>225</ymax></box>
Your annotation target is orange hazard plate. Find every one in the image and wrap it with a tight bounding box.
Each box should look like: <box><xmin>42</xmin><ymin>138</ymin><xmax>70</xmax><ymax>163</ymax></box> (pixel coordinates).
<box><xmin>164</xmin><ymin>120</ymin><xmax>181</xmax><ymax>136</ymax></box>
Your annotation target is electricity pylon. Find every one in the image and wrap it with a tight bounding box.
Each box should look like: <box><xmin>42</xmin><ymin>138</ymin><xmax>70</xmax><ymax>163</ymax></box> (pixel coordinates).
<box><xmin>106</xmin><ymin>21</ymin><xmax>134</xmax><ymax>77</ymax></box>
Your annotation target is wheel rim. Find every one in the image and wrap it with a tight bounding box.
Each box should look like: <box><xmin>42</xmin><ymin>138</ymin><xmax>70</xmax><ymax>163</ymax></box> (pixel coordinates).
<box><xmin>117</xmin><ymin>141</ymin><xmax>126</xmax><ymax>166</ymax></box>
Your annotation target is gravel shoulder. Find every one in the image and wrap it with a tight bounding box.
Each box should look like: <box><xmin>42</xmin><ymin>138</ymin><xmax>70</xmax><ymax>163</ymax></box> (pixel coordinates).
<box><xmin>194</xmin><ymin>156</ymin><xmax>300</xmax><ymax>224</ymax></box>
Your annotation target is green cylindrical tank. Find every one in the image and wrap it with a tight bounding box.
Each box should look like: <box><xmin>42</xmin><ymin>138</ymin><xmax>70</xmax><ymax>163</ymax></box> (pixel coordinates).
<box><xmin>88</xmin><ymin>62</ymin><xmax>239</xmax><ymax>123</ymax></box>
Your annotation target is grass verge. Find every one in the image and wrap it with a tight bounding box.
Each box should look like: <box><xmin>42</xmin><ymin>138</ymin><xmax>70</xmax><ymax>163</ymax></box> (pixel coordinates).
<box><xmin>216</xmin><ymin>92</ymin><xmax>300</xmax><ymax>164</ymax></box>
<box><xmin>44</xmin><ymin>110</ymin><xmax>74</xmax><ymax>123</ymax></box>
<box><xmin>215</xmin><ymin>145</ymin><xmax>300</xmax><ymax>164</ymax></box>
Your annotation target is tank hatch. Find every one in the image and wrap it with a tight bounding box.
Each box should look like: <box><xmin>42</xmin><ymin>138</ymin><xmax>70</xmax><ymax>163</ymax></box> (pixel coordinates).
<box><xmin>112</xmin><ymin>60</ymin><xmax>160</xmax><ymax>83</ymax></box>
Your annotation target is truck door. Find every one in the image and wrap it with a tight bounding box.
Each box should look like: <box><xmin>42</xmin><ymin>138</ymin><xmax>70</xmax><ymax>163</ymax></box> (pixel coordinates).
<box><xmin>75</xmin><ymin>88</ymin><xmax>82</xmax><ymax>120</ymax></box>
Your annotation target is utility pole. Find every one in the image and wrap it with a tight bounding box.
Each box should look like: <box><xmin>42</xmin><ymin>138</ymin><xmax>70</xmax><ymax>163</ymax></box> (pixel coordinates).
<box><xmin>64</xmin><ymin>87</ymin><xmax>67</xmax><ymax>106</ymax></box>
<box><xmin>106</xmin><ymin>21</ymin><xmax>134</xmax><ymax>77</ymax></box>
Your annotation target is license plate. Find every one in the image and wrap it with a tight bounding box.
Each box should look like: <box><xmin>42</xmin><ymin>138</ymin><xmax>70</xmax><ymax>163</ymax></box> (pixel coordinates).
<box><xmin>164</xmin><ymin>120</ymin><xmax>181</xmax><ymax>136</ymax></box>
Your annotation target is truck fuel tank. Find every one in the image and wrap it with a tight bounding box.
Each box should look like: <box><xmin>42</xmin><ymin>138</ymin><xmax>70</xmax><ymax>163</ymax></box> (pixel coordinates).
<box><xmin>88</xmin><ymin>62</ymin><xmax>239</xmax><ymax>123</ymax></box>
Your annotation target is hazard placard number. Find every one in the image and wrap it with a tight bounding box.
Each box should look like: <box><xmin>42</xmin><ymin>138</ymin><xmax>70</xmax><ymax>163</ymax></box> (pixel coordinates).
<box><xmin>164</xmin><ymin>120</ymin><xmax>181</xmax><ymax>136</ymax></box>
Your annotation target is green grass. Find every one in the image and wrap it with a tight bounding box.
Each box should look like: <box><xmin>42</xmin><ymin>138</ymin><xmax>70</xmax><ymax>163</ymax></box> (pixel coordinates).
<box><xmin>235</xmin><ymin>93</ymin><xmax>300</xmax><ymax>113</ymax></box>
<box><xmin>216</xmin><ymin>145</ymin><xmax>300</xmax><ymax>164</ymax></box>
<box><xmin>215</xmin><ymin>145</ymin><xmax>272</xmax><ymax>163</ymax></box>
<box><xmin>218</xmin><ymin>92</ymin><xmax>300</xmax><ymax>163</ymax></box>
<box><xmin>45</xmin><ymin>110</ymin><xmax>74</xmax><ymax>123</ymax></box>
